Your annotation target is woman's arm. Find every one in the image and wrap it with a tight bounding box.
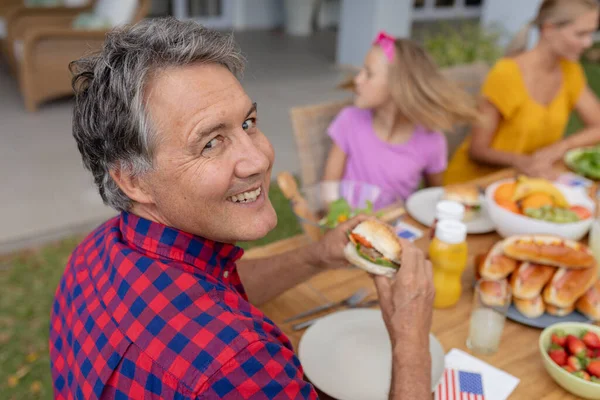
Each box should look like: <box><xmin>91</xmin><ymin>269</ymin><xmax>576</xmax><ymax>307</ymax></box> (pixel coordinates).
<box><xmin>468</xmin><ymin>99</ymin><xmax>529</xmax><ymax>168</ymax></box>
<box><xmin>322</xmin><ymin>144</ymin><xmax>347</xmax><ymax>181</ymax></box>
<box><xmin>536</xmin><ymin>87</ymin><xmax>600</xmax><ymax>162</ymax></box>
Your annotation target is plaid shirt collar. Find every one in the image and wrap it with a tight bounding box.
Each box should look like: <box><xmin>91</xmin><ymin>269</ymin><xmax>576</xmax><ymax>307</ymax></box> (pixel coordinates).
<box><xmin>119</xmin><ymin>212</ymin><xmax>244</xmax><ymax>280</ymax></box>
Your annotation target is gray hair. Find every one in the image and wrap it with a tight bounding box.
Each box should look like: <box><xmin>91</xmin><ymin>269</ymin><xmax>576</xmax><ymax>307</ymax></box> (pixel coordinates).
<box><xmin>71</xmin><ymin>17</ymin><xmax>245</xmax><ymax>211</ymax></box>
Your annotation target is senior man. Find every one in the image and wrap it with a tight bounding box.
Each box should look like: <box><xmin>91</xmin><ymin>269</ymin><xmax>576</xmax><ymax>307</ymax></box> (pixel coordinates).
<box><xmin>50</xmin><ymin>18</ymin><xmax>434</xmax><ymax>399</ymax></box>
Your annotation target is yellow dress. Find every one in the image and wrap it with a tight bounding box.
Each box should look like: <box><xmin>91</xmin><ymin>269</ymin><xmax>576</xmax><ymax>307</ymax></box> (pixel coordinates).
<box><xmin>444</xmin><ymin>58</ymin><xmax>586</xmax><ymax>185</ymax></box>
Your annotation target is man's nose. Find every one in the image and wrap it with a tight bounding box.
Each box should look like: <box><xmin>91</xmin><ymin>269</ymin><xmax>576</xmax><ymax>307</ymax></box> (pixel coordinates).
<box><xmin>234</xmin><ymin>135</ymin><xmax>271</xmax><ymax>178</ymax></box>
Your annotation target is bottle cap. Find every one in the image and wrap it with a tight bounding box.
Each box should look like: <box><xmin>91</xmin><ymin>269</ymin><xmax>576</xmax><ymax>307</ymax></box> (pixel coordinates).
<box><xmin>435</xmin><ymin>200</ymin><xmax>465</xmax><ymax>222</ymax></box>
<box><xmin>435</xmin><ymin>219</ymin><xmax>467</xmax><ymax>244</ymax></box>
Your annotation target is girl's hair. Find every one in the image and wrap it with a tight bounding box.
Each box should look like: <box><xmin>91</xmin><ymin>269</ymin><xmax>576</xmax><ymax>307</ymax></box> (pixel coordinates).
<box><xmin>388</xmin><ymin>39</ymin><xmax>479</xmax><ymax>133</ymax></box>
<box><xmin>505</xmin><ymin>0</ymin><xmax>599</xmax><ymax>57</ymax></box>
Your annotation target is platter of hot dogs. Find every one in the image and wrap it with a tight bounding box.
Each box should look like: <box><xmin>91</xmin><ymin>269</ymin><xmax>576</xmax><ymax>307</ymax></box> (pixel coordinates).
<box><xmin>476</xmin><ymin>234</ymin><xmax>599</xmax><ymax>328</ymax></box>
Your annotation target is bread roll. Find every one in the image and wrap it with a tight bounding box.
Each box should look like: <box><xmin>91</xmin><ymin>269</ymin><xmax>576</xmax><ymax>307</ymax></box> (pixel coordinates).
<box><xmin>576</xmin><ymin>281</ymin><xmax>600</xmax><ymax>321</ymax></box>
<box><xmin>514</xmin><ymin>296</ymin><xmax>545</xmax><ymax>319</ymax></box>
<box><xmin>503</xmin><ymin>235</ymin><xmax>596</xmax><ymax>269</ymax></box>
<box><xmin>479</xmin><ymin>279</ymin><xmax>510</xmax><ymax>307</ymax></box>
<box><xmin>543</xmin><ymin>265</ymin><xmax>598</xmax><ymax>308</ymax></box>
<box><xmin>510</xmin><ymin>262</ymin><xmax>556</xmax><ymax>300</ymax></box>
<box><xmin>546</xmin><ymin>303</ymin><xmax>575</xmax><ymax>317</ymax></box>
<box><xmin>479</xmin><ymin>242</ymin><xmax>518</xmax><ymax>280</ymax></box>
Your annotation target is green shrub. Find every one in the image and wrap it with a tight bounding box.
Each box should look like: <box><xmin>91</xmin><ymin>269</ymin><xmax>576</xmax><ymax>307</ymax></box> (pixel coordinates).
<box><xmin>423</xmin><ymin>22</ymin><xmax>504</xmax><ymax>68</ymax></box>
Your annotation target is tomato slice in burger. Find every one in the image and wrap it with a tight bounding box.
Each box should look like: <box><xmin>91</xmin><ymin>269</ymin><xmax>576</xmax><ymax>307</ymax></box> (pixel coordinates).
<box><xmin>350</xmin><ymin>233</ymin><xmax>372</xmax><ymax>248</ymax></box>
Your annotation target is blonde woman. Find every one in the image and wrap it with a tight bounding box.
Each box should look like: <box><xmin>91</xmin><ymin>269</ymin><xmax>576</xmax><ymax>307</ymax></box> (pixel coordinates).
<box><xmin>324</xmin><ymin>31</ymin><xmax>478</xmax><ymax>201</ymax></box>
<box><xmin>445</xmin><ymin>0</ymin><xmax>600</xmax><ymax>184</ymax></box>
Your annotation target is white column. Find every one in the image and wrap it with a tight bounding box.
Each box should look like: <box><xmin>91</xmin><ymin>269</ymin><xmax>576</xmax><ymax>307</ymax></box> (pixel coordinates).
<box><xmin>336</xmin><ymin>0</ymin><xmax>413</xmax><ymax>68</ymax></box>
<box><xmin>481</xmin><ymin>0</ymin><xmax>542</xmax><ymax>48</ymax></box>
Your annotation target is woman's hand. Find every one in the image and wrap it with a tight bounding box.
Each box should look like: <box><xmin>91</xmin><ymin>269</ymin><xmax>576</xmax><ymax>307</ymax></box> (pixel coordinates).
<box><xmin>532</xmin><ymin>142</ymin><xmax>567</xmax><ymax>166</ymax></box>
<box><xmin>514</xmin><ymin>155</ymin><xmax>560</xmax><ymax>180</ymax></box>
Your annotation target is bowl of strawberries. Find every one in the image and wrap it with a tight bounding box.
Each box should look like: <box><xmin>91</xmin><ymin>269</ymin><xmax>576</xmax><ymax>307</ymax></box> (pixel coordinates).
<box><xmin>540</xmin><ymin>322</ymin><xmax>600</xmax><ymax>399</ymax></box>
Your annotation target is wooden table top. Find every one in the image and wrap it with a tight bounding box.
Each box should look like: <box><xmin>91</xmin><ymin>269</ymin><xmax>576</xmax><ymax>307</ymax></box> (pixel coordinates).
<box><xmin>244</xmin><ymin>168</ymin><xmax>589</xmax><ymax>400</ymax></box>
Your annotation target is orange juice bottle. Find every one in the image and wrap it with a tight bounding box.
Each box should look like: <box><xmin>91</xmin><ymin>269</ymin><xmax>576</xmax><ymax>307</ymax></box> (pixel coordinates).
<box><xmin>429</xmin><ymin>220</ymin><xmax>468</xmax><ymax>308</ymax></box>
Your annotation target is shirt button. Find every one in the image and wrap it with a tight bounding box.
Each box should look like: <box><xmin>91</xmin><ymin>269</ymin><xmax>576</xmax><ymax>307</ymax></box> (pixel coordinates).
<box><xmin>223</xmin><ymin>271</ymin><xmax>229</xmax><ymax>279</ymax></box>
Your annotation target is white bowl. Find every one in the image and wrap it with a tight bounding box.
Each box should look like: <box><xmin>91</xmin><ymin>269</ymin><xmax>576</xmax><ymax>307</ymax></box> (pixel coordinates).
<box><xmin>485</xmin><ymin>179</ymin><xmax>595</xmax><ymax>241</ymax></box>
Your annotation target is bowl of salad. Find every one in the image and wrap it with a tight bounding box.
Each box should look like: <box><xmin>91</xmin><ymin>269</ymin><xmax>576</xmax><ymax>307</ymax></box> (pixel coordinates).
<box><xmin>565</xmin><ymin>146</ymin><xmax>600</xmax><ymax>180</ymax></box>
<box><xmin>292</xmin><ymin>181</ymin><xmax>402</xmax><ymax>238</ymax></box>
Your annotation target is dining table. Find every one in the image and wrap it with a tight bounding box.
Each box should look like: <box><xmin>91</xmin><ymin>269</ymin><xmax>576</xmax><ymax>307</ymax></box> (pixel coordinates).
<box><xmin>242</xmin><ymin>167</ymin><xmax>598</xmax><ymax>399</ymax></box>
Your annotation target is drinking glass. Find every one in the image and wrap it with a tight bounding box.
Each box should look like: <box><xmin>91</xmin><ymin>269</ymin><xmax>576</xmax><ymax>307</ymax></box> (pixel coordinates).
<box><xmin>466</xmin><ymin>279</ymin><xmax>512</xmax><ymax>355</ymax></box>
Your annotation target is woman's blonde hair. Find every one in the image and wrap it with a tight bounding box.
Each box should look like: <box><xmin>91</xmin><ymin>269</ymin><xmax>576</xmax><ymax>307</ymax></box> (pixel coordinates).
<box><xmin>388</xmin><ymin>39</ymin><xmax>479</xmax><ymax>133</ymax></box>
<box><xmin>505</xmin><ymin>0</ymin><xmax>599</xmax><ymax>57</ymax></box>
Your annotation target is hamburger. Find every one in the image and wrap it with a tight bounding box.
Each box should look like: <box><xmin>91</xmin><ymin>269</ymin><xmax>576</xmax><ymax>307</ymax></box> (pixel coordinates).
<box><xmin>442</xmin><ymin>184</ymin><xmax>481</xmax><ymax>221</ymax></box>
<box><xmin>344</xmin><ymin>220</ymin><xmax>402</xmax><ymax>277</ymax></box>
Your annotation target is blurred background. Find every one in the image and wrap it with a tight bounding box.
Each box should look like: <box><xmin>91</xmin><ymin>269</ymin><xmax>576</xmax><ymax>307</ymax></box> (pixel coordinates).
<box><xmin>0</xmin><ymin>1</ymin><xmax>599</xmax><ymax>398</ymax></box>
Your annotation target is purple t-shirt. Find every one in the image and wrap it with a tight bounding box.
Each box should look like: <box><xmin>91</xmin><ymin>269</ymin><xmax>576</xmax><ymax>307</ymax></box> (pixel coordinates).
<box><xmin>328</xmin><ymin>106</ymin><xmax>447</xmax><ymax>201</ymax></box>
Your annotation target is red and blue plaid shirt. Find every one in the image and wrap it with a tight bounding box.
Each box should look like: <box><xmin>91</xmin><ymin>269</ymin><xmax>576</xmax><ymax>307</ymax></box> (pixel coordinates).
<box><xmin>49</xmin><ymin>212</ymin><xmax>318</xmax><ymax>399</ymax></box>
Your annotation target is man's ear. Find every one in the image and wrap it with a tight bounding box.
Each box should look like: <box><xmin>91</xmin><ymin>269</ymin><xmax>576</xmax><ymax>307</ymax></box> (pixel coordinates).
<box><xmin>109</xmin><ymin>165</ymin><xmax>154</xmax><ymax>205</ymax></box>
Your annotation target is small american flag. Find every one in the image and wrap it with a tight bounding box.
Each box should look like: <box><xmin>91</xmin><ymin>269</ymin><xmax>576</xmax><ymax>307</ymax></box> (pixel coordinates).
<box><xmin>435</xmin><ymin>368</ymin><xmax>485</xmax><ymax>400</ymax></box>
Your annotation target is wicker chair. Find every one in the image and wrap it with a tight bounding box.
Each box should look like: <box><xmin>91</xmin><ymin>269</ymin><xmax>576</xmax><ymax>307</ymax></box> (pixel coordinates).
<box><xmin>290</xmin><ymin>62</ymin><xmax>490</xmax><ymax>187</ymax></box>
<box><xmin>4</xmin><ymin>0</ymin><xmax>150</xmax><ymax>111</ymax></box>
<box><xmin>289</xmin><ymin>98</ymin><xmax>353</xmax><ymax>187</ymax></box>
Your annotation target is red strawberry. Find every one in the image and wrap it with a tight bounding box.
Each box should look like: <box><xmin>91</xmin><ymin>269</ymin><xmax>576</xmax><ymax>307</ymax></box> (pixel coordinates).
<box><xmin>563</xmin><ymin>365</ymin><xmax>577</xmax><ymax>373</ymax></box>
<box><xmin>573</xmin><ymin>371</ymin><xmax>591</xmax><ymax>381</ymax></box>
<box><xmin>588</xmin><ymin>348</ymin><xmax>595</xmax><ymax>358</ymax></box>
<box><xmin>583</xmin><ymin>331</ymin><xmax>600</xmax><ymax>350</ymax></box>
<box><xmin>587</xmin><ymin>360</ymin><xmax>600</xmax><ymax>378</ymax></box>
<box><xmin>548</xmin><ymin>344</ymin><xmax>568</xmax><ymax>366</ymax></box>
<box><xmin>551</xmin><ymin>330</ymin><xmax>567</xmax><ymax>347</ymax></box>
<box><xmin>568</xmin><ymin>356</ymin><xmax>584</xmax><ymax>371</ymax></box>
<box><xmin>567</xmin><ymin>335</ymin><xmax>587</xmax><ymax>357</ymax></box>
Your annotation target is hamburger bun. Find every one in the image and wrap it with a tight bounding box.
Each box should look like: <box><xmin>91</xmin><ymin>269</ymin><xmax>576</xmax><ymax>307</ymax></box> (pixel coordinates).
<box><xmin>344</xmin><ymin>220</ymin><xmax>402</xmax><ymax>277</ymax></box>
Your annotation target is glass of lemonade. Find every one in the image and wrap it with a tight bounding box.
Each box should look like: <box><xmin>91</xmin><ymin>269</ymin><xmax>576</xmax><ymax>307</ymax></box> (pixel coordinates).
<box><xmin>466</xmin><ymin>279</ymin><xmax>512</xmax><ymax>355</ymax></box>
<box><xmin>589</xmin><ymin>188</ymin><xmax>600</xmax><ymax>275</ymax></box>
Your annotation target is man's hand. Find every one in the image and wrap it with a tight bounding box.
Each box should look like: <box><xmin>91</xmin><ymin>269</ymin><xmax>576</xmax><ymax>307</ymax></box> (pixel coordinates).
<box><xmin>312</xmin><ymin>215</ymin><xmax>370</xmax><ymax>269</ymax></box>
<box><xmin>373</xmin><ymin>239</ymin><xmax>434</xmax><ymax>347</ymax></box>
<box><xmin>373</xmin><ymin>240</ymin><xmax>434</xmax><ymax>400</ymax></box>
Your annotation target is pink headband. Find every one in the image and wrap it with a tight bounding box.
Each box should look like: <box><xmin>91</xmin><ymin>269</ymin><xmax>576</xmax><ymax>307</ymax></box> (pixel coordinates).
<box><xmin>373</xmin><ymin>31</ymin><xmax>396</xmax><ymax>62</ymax></box>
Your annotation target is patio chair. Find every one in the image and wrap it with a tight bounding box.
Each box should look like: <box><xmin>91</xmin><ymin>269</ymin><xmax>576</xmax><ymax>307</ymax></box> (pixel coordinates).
<box><xmin>289</xmin><ymin>98</ymin><xmax>353</xmax><ymax>187</ymax></box>
<box><xmin>0</xmin><ymin>1</ymin><xmax>23</xmax><ymax>49</ymax></box>
<box><xmin>4</xmin><ymin>0</ymin><xmax>150</xmax><ymax>111</ymax></box>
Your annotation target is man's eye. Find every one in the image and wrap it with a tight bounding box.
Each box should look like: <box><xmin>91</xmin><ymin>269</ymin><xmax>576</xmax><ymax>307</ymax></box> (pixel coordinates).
<box><xmin>242</xmin><ymin>118</ymin><xmax>256</xmax><ymax>131</ymax></box>
<box><xmin>204</xmin><ymin>137</ymin><xmax>222</xmax><ymax>151</ymax></box>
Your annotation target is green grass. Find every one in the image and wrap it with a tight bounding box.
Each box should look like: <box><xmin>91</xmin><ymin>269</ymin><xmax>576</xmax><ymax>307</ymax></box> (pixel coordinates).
<box><xmin>566</xmin><ymin>61</ymin><xmax>600</xmax><ymax>135</ymax></box>
<box><xmin>2</xmin><ymin>60</ymin><xmax>600</xmax><ymax>398</ymax></box>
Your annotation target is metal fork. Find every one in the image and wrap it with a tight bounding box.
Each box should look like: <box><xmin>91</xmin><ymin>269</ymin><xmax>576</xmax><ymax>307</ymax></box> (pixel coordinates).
<box><xmin>283</xmin><ymin>288</ymin><xmax>369</xmax><ymax>323</ymax></box>
<box><xmin>292</xmin><ymin>299</ymin><xmax>380</xmax><ymax>331</ymax></box>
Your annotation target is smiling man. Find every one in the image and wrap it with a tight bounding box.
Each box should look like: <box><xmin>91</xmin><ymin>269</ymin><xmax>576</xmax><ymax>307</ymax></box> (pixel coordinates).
<box><xmin>49</xmin><ymin>18</ymin><xmax>435</xmax><ymax>400</ymax></box>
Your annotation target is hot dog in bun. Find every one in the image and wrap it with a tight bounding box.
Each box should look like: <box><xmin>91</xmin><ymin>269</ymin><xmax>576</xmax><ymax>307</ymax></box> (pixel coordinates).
<box><xmin>344</xmin><ymin>220</ymin><xmax>401</xmax><ymax>278</ymax></box>
<box><xmin>479</xmin><ymin>279</ymin><xmax>510</xmax><ymax>307</ymax></box>
<box><xmin>514</xmin><ymin>296</ymin><xmax>545</xmax><ymax>319</ymax></box>
<box><xmin>543</xmin><ymin>265</ymin><xmax>598</xmax><ymax>308</ymax></box>
<box><xmin>503</xmin><ymin>235</ymin><xmax>596</xmax><ymax>269</ymax></box>
<box><xmin>479</xmin><ymin>242</ymin><xmax>518</xmax><ymax>280</ymax></box>
<box><xmin>576</xmin><ymin>281</ymin><xmax>600</xmax><ymax>321</ymax></box>
<box><xmin>509</xmin><ymin>262</ymin><xmax>556</xmax><ymax>300</ymax></box>
<box><xmin>546</xmin><ymin>304</ymin><xmax>575</xmax><ymax>317</ymax></box>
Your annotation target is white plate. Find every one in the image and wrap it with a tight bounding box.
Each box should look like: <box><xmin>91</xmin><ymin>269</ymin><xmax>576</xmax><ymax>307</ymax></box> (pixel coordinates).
<box><xmin>406</xmin><ymin>187</ymin><xmax>495</xmax><ymax>234</ymax></box>
<box><xmin>298</xmin><ymin>309</ymin><xmax>445</xmax><ymax>400</ymax></box>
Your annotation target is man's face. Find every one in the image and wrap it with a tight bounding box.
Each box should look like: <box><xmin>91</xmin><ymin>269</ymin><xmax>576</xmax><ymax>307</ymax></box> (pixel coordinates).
<box><xmin>138</xmin><ymin>63</ymin><xmax>277</xmax><ymax>243</ymax></box>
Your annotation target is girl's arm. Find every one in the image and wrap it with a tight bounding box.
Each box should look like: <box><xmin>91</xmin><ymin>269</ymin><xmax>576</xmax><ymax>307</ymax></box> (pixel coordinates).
<box><xmin>323</xmin><ymin>144</ymin><xmax>347</xmax><ymax>181</ymax></box>
<box><xmin>534</xmin><ymin>87</ymin><xmax>600</xmax><ymax>162</ymax></box>
<box><xmin>424</xmin><ymin>172</ymin><xmax>444</xmax><ymax>187</ymax></box>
